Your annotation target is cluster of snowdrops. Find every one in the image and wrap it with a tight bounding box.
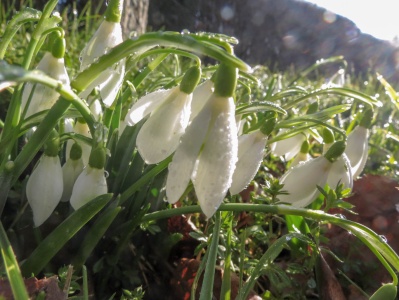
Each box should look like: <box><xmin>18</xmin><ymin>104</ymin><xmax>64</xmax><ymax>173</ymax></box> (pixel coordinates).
<box><xmin>13</xmin><ymin>2</ymin><xmax>372</xmax><ymax>228</ymax></box>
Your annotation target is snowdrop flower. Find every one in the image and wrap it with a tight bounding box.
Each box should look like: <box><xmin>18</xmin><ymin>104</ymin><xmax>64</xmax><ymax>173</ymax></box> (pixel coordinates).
<box><xmin>345</xmin><ymin>125</ymin><xmax>369</xmax><ymax>178</ymax></box>
<box><xmin>61</xmin><ymin>143</ymin><xmax>84</xmax><ymax>202</ymax></box>
<box><xmin>279</xmin><ymin>141</ymin><xmax>352</xmax><ymax>207</ymax></box>
<box><xmin>26</xmin><ymin>131</ymin><xmax>63</xmax><ymax>226</ymax></box>
<box><xmin>125</xmin><ymin>66</ymin><xmax>201</xmax><ymax>164</ymax></box>
<box><xmin>345</xmin><ymin>109</ymin><xmax>372</xmax><ymax>178</ymax></box>
<box><xmin>230</xmin><ymin>130</ymin><xmax>267</xmax><ymax>195</ymax></box>
<box><xmin>166</xmin><ymin>64</ymin><xmax>238</xmax><ymax>218</ymax></box>
<box><xmin>70</xmin><ymin>147</ymin><xmax>107</xmax><ymax>210</ymax></box>
<box><xmin>270</xmin><ymin>130</ymin><xmax>306</xmax><ymax>161</ymax></box>
<box><xmin>21</xmin><ymin>36</ymin><xmax>69</xmax><ymax>118</ymax></box>
<box><xmin>78</xmin><ymin>0</ymin><xmax>125</xmax><ymax>107</ymax></box>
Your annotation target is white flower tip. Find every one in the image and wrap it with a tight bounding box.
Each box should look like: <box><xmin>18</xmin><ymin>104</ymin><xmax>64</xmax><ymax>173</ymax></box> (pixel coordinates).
<box><xmin>200</xmin><ymin>203</ymin><xmax>219</xmax><ymax>219</ymax></box>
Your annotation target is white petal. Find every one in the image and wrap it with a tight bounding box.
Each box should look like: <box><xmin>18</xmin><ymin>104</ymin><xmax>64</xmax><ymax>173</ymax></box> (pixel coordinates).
<box><xmin>26</xmin><ymin>155</ymin><xmax>63</xmax><ymax>227</ymax></box>
<box><xmin>125</xmin><ymin>88</ymin><xmax>175</xmax><ymax>125</ymax></box>
<box><xmin>192</xmin><ymin>96</ymin><xmax>238</xmax><ymax>218</ymax></box>
<box><xmin>137</xmin><ymin>90</ymin><xmax>192</xmax><ymax>164</ymax></box>
<box><xmin>80</xmin><ymin>21</ymin><xmax>123</xmax><ymax>70</ymax></box>
<box><xmin>279</xmin><ymin>156</ymin><xmax>331</xmax><ymax>207</ymax></box>
<box><xmin>61</xmin><ymin>158</ymin><xmax>84</xmax><ymax>202</ymax></box>
<box><xmin>98</xmin><ymin>61</ymin><xmax>125</xmax><ymax>107</ymax></box>
<box><xmin>190</xmin><ymin>79</ymin><xmax>214</xmax><ymax>121</ymax></box>
<box><xmin>290</xmin><ymin>152</ymin><xmax>311</xmax><ymax>167</ymax></box>
<box><xmin>165</xmin><ymin>93</ymin><xmax>214</xmax><ymax>204</ymax></box>
<box><xmin>22</xmin><ymin>53</ymin><xmax>70</xmax><ymax>117</ymax></box>
<box><xmin>70</xmin><ymin>167</ymin><xmax>107</xmax><ymax>210</ymax></box>
<box><xmin>271</xmin><ymin>130</ymin><xmax>305</xmax><ymax>160</ymax></box>
<box><xmin>345</xmin><ymin>126</ymin><xmax>369</xmax><ymax>178</ymax></box>
<box><xmin>327</xmin><ymin>155</ymin><xmax>353</xmax><ymax>190</ymax></box>
<box><xmin>230</xmin><ymin>131</ymin><xmax>267</xmax><ymax>195</ymax></box>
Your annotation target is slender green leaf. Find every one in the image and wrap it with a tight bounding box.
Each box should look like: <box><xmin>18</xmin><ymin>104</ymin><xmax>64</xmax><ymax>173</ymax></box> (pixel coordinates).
<box><xmin>199</xmin><ymin>213</ymin><xmax>221</xmax><ymax>300</ymax></box>
<box><xmin>72</xmin><ymin>204</ymin><xmax>121</xmax><ymax>270</ymax></box>
<box><xmin>0</xmin><ymin>222</ymin><xmax>29</xmax><ymax>299</ymax></box>
<box><xmin>20</xmin><ymin>194</ymin><xmax>113</xmax><ymax>276</ymax></box>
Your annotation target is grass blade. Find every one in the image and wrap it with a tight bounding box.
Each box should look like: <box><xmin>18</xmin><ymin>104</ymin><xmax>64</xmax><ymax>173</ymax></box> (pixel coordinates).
<box><xmin>0</xmin><ymin>222</ymin><xmax>29</xmax><ymax>299</ymax></box>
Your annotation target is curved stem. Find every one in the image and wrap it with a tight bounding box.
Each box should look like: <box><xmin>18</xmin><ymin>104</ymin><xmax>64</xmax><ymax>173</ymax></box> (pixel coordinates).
<box><xmin>72</xmin><ymin>31</ymin><xmax>251</xmax><ymax>92</ymax></box>
<box><xmin>141</xmin><ymin>203</ymin><xmax>399</xmax><ymax>274</ymax></box>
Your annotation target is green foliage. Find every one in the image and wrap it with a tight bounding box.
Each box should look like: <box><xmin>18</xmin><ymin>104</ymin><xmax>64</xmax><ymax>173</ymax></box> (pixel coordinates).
<box><xmin>1</xmin><ymin>1</ymin><xmax>399</xmax><ymax>299</ymax></box>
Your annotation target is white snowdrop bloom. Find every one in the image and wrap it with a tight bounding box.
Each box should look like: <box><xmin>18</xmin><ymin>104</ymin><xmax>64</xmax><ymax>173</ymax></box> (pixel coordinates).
<box><xmin>279</xmin><ymin>141</ymin><xmax>353</xmax><ymax>207</ymax></box>
<box><xmin>166</xmin><ymin>94</ymin><xmax>238</xmax><ymax>218</ymax></box>
<box><xmin>21</xmin><ymin>52</ymin><xmax>70</xmax><ymax>118</ymax></box>
<box><xmin>26</xmin><ymin>155</ymin><xmax>63</xmax><ymax>227</ymax></box>
<box><xmin>345</xmin><ymin>126</ymin><xmax>369</xmax><ymax>178</ymax></box>
<box><xmin>279</xmin><ymin>156</ymin><xmax>331</xmax><ymax>207</ymax></box>
<box><xmin>79</xmin><ymin>20</ymin><xmax>125</xmax><ymax>107</ymax></box>
<box><xmin>230</xmin><ymin>130</ymin><xmax>267</xmax><ymax>195</ymax></box>
<box><xmin>70</xmin><ymin>166</ymin><xmax>107</xmax><ymax>210</ymax></box>
<box><xmin>126</xmin><ymin>86</ymin><xmax>192</xmax><ymax>164</ymax></box>
<box><xmin>125</xmin><ymin>66</ymin><xmax>201</xmax><ymax>164</ymax></box>
<box><xmin>270</xmin><ymin>130</ymin><xmax>306</xmax><ymax>161</ymax></box>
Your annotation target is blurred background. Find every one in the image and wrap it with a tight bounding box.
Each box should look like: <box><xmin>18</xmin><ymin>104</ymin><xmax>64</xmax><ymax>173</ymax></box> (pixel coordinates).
<box><xmin>2</xmin><ymin>0</ymin><xmax>399</xmax><ymax>86</ymax></box>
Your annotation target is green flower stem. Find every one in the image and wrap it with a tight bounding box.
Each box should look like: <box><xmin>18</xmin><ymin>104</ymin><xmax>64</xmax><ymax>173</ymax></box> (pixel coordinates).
<box><xmin>10</xmin><ymin>99</ymin><xmax>70</xmax><ymax>185</ymax></box>
<box><xmin>23</xmin><ymin>0</ymin><xmax>59</xmax><ymax>69</ymax></box>
<box><xmin>284</xmin><ymin>87</ymin><xmax>382</xmax><ymax>110</ymax></box>
<box><xmin>199</xmin><ymin>212</ymin><xmax>221</xmax><ymax>300</ymax></box>
<box><xmin>220</xmin><ymin>213</ymin><xmax>233</xmax><ymax>300</ymax></box>
<box><xmin>1</xmin><ymin>0</ymin><xmax>60</xmax><ymax>167</ymax></box>
<box><xmin>0</xmin><ymin>71</ymin><xmax>95</xmax><ymax>163</ymax></box>
<box><xmin>71</xmin><ymin>31</ymin><xmax>251</xmax><ymax>92</ymax></box>
<box><xmin>132</xmin><ymin>53</ymin><xmax>169</xmax><ymax>88</ymax></box>
<box><xmin>142</xmin><ymin>204</ymin><xmax>399</xmax><ymax>274</ymax></box>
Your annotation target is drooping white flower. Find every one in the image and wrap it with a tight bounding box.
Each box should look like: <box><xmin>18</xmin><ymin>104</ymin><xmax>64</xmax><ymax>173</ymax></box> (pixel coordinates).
<box><xmin>345</xmin><ymin>126</ymin><xmax>369</xmax><ymax>178</ymax></box>
<box><xmin>278</xmin><ymin>156</ymin><xmax>331</xmax><ymax>207</ymax></box>
<box><xmin>166</xmin><ymin>94</ymin><xmax>238</xmax><ymax>218</ymax></box>
<box><xmin>70</xmin><ymin>166</ymin><xmax>107</xmax><ymax>210</ymax></box>
<box><xmin>230</xmin><ymin>130</ymin><xmax>267</xmax><ymax>195</ymax></box>
<box><xmin>125</xmin><ymin>66</ymin><xmax>201</xmax><ymax>164</ymax></box>
<box><xmin>79</xmin><ymin>20</ymin><xmax>125</xmax><ymax>107</ymax></box>
<box><xmin>60</xmin><ymin>143</ymin><xmax>84</xmax><ymax>202</ymax></box>
<box><xmin>126</xmin><ymin>86</ymin><xmax>192</xmax><ymax>164</ymax></box>
<box><xmin>270</xmin><ymin>130</ymin><xmax>306</xmax><ymax>161</ymax></box>
<box><xmin>26</xmin><ymin>155</ymin><xmax>63</xmax><ymax>227</ymax></box>
<box><xmin>279</xmin><ymin>141</ymin><xmax>352</xmax><ymax>207</ymax></box>
<box><xmin>21</xmin><ymin>52</ymin><xmax>70</xmax><ymax>118</ymax></box>
<box><xmin>70</xmin><ymin>147</ymin><xmax>108</xmax><ymax>210</ymax></box>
